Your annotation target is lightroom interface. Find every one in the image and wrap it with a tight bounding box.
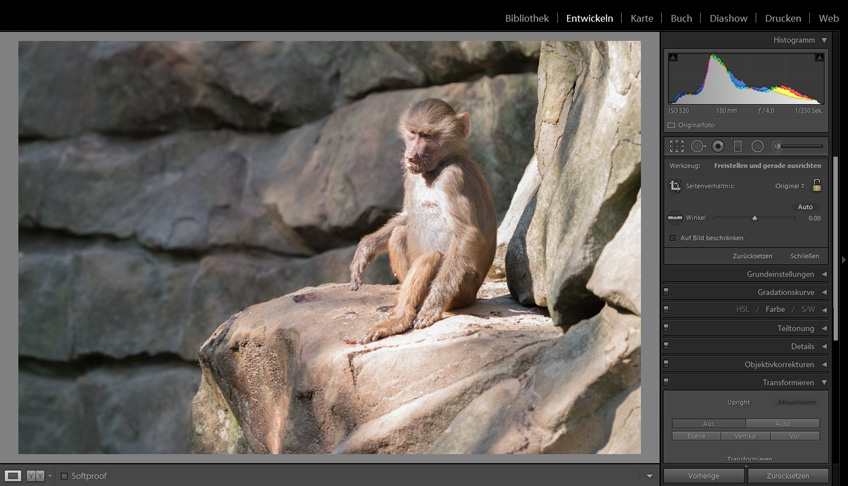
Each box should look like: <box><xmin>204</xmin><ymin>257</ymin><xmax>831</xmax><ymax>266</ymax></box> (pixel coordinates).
<box><xmin>2</xmin><ymin>10</ymin><xmax>841</xmax><ymax>486</ymax></box>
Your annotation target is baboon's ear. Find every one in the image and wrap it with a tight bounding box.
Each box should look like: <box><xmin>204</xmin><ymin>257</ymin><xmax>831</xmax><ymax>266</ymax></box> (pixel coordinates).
<box><xmin>457</xmin><ymin>112</ymin><xmax>470</xmax><ymax>139</ymax></box>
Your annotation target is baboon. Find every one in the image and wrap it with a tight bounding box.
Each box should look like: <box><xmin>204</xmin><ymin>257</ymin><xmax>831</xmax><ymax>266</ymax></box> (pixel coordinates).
<box><xmin>350</xmin><ymin>98</ymin><xmax>497</xmax><ymax>343</ymax></box>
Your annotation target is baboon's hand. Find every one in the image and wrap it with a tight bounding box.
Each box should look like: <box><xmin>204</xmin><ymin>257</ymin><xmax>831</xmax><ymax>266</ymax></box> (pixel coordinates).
<box><xmin>350</xmin><ymin>250</ymin><xmax>368</xmax><ymax>291</ymax></box>
<box><xmin>350</xmin><ymin>274</ymin><xmax>363</xmax><ymax>291</ymax></box>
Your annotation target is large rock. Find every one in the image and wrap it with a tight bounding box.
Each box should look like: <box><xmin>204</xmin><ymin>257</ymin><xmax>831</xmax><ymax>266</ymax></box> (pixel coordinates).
<box><xmin>19</xmin><ymin>363</ymin><xmax>200</xmax><ymax>453</ymax></box>
<box><xmin>18</xmin><ymin>250</ymin><xmax>75</xmax><ymax>361</ymax></box>
<box><xmin>178</xmin><ymin>248</ymin><xmax>395</xmax><ymax>359</ymax></box>
<box><xmin>18</xmin><ymin>237</ymin><xmax>196</xmax><ymax>361</ymax></box>
<box><xmin>429</xmin><ymin>304</ymin><xmax>641</xmax><ymax>454</ymax></box>
<box><xmin>18</xmin><ymin>371</ymin><xmax>86</xmax><ymax>453</ymax></box>
<box><xmin>491</xmin><ymin>154</ymin><xmax>540</xmax><ymax>278</ymax></box>
<box><xmin>506</xmin><ymin>41</ymin><xmax>641</xmax><ymax>326</ymax></box>
<box><xmin>187</xmin><ymin>282</ymin><xmax>640</xmax><ymax>454</ymax></box>
<box><xmin>20</xmin><ymin>131</ymin><xmax>315</xmax><ymax>255</ymax></box>
<box><xmin>188</xmin><ymin>282</ymin><xmax>559</xmax><ymax>454</ymax></box>
<box><xmin>386</xmin><ymin>41</ymin><xmax>541</xmax><ymax>86</ymax></box>
<box><xmin>528</xmin><ymin>304</ymin><xmax>641</xmax><ymax>453</ymax></box>
<box><xmin>20</xmin><ymin>41</ymin><xmax>540</xmax><ymax>138</ymax></box>
<box><xmin>587</xmin><ymin>190</ymin><xmax>642</xmax><ymax>315</ymax></box>
<box><xmin>20</xmin><ymin>75</ymin><xmax>536</xmax><ymax>253</ymax></box>
<box><xmin>18</xmin><ymin>234</ymin><xmax>393</xmax><ymax>362</ymax></box>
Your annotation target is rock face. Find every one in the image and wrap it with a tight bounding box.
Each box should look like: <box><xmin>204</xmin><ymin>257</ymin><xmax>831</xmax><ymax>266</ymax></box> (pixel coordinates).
<box><xmin>20</xmin><ymin>362</ymin><xmax>200</xmax><ymax>453</ymax></box>
<box><xmin>19</xmin><ymin>234</ymin><xmax>394</xmax><ymax>362</ymax></box>
<box><xmin>20</xmin><ymin>75</ymin><xmax>537</xmax><ymax>254</ymax></box>
<box><xmin>187</xmin><ymin>282</ymin><xmax>640</xmax><ymax>454</ymax></box>
<box><xmin>19</xmin><ymin>41</ymin><xmax>541</xmax><ymax>138</ymax></box>
<box><xmin>587</xmin><ymin>190</ymin><xmax>642</xmax><ymax>316</ymax></box>
<box><xmin>491</xmin><ymin>154</ymin><xmax>540</xmax><ymax>278</ymax></box>
<box><xmin>18</xmin><ymin>41</ymin><xmax>539</xmax><ymax>454</ymax></box>
<box><xmin>506</xmin><ymin>41</ymin><xmax>641</xmax><ymax>326</ymax></box>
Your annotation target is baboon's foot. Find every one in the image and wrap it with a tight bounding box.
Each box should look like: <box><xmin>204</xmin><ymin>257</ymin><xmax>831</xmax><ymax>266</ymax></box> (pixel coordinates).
<box><xmin>359</xmin><ymin>317</ymin><xmax>412</xmax><ymax>343</ymax></box>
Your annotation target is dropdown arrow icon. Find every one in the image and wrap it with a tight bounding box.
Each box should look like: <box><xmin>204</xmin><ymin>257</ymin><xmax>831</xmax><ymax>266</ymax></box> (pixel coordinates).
<box><xmin>647</xmin><ymin>473</ymin><xmax>654</xmax><ymax>478</ymax></box>
<box><xmin>822</xmin><ymin>380</ymin><xmax>828</xmax><ymax>385</ymax></box>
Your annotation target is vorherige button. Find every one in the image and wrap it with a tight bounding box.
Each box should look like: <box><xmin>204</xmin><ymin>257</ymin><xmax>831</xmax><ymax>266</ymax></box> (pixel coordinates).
<box><xmin>664</xmin><ymin>469</ymin><xmax>744</xmax><ymax>483</ymax></box>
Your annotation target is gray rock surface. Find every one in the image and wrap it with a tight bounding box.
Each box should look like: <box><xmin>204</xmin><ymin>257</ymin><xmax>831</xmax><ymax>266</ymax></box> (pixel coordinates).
<box><xmin>18</xmin><ymin>371</ymin><xmax>86</xmax><ymax>454</ymax></box>
<box><xmin>20</xmin><ymin>41</ymin><xmax>540</xmax><ymax>138</ymax></box>
<box><xmin>587</xmin><ymin>190</ymin><xmax>642</xmax><ymax>315</ymax></box>
<box><xmin>506</xmin><ymin>41</ymin><xmax>641</xmax><ymax>326</ymax></box>
<box><xmin>491</xmin><ymin>154</ymin><xmax>540</xmax><ymax>279</ymax></box>
<box><xmin>20</xmin><ymin>132</ymin><xmax>315</xmax><ymax>255</ymax></box>
<box><xmin>20</xmin><ymin>363</ymin><xmax>200</xmax><ymax>454</ymax></box>
<box><xmin>20</xmin><ymin>76</ymin><xmax>536</xmax><ymax>254</ymax></box>
<box><xmin>19</xmin><ymin>235</ymin><xmax>394</xmax><ymax>362</ymax></box>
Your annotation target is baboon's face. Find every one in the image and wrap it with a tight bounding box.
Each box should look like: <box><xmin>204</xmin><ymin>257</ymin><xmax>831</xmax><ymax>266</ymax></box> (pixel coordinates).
<box><xmin>402</xmin><ymin>127</ymin><xmax>446</xmax><ymax>174</ymax></box>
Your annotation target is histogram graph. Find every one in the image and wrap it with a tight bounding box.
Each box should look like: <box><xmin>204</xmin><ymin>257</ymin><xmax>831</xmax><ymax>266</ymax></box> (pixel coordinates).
<box><xmin>668</xmin><ymin>52</ymin><xmax>824</xmax><ymax>105</ymax></box>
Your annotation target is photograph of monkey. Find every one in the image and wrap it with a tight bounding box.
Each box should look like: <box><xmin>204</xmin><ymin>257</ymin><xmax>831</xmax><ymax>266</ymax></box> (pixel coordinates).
<box><xmin>350</xmin><ymin>99</ymin><xmax>498</xmax><ymax>343</ymax></box>
<box><xmin>19</xmin><ymin>40</ymin><xmax>641</xmax><ymax>455</ymax></box>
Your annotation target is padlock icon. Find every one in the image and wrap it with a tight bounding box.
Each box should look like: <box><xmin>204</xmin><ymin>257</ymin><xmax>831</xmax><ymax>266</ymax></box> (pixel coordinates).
<box><xmin>812</xmin><ymin>179</ymin><xmax>822</xmax><ymax>192</ymax></box>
